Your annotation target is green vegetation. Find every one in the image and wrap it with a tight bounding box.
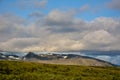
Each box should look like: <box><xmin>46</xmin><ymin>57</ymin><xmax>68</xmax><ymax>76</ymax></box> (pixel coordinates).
<box><xmin>0</xmin><ymin>61</ymin><xmax>120</xmax><ymax>80</ymax></box>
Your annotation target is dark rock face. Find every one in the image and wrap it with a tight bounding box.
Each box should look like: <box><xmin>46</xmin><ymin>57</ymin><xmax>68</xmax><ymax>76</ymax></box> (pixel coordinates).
<box><xmin>25</xmin><ymin>52</ymin><xmax>40</xmax><ymax>59</ymax></box>
<box><xmin>0</xmin><ymin>53</ymin><xmax>3</xmax><ymax>56</ymax></box>
<box><xmin>25</xmin><ymin>52</ymin><xmax>52</xmax><ymax>60</ymax></box>
<box><xmin>0</xmin><ymin>52</ymin><xmax>7</xmax><ymax>60</ymax></box>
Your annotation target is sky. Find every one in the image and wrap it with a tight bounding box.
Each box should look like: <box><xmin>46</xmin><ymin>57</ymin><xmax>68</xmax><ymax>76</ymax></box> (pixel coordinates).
<box><xmin>0</xmin><ymin>0</ymin><xmax>120</xmax><ymax>52</ymax></box>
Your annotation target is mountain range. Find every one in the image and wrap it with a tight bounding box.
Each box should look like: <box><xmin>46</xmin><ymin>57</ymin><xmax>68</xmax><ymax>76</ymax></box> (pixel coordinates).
<box><xmin>23</xmin><ymin>52</ymin><xmax>116</xmax><ymax>66</ymax></box>
<box><xmin>0</xmin><ymin>51</ymin><xmax>118</xmax><ymax>66</ymax></box>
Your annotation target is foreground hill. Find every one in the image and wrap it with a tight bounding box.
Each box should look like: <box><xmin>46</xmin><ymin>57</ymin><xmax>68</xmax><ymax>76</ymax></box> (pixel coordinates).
<box><xmin>0</xmin><ymin>61</ymin><xmax>120</xmax><ymax>80</ymax></box>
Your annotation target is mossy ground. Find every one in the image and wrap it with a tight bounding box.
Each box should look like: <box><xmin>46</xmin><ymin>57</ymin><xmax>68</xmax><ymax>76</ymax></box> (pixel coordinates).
<box><xmin>0</xmin><ymin>61</ymin><xmax>120</xmax><ymax>80</ymax></box>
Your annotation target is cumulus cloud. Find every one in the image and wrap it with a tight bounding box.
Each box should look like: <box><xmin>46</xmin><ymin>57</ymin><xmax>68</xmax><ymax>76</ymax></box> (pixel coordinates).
<box><xmin>0</xmin><ymin>14</ymin><xmax>30</xmax><ymax>41</ymax></box>
<box><xmin>0</xmin><ymin>38</ymin><xmax>41</xmax><ymax>51</ymax></box>
<box><xmin>43</xmin><ymin>9</ymin><xmax>74</xmax><ymax>26</ymax></box>
<box><xmin>83</xmin><ymin>30</ymin><xmax>116</xmax><ymax>44</ymax></box>
<box><xmin>0</xmin><ymin>10</ymin><xmax>120</xmax><ymax>52</ymax></box>
<box><xmin>106</xmin><ymin>0</ymin><xmax>120</xmax><ymax>10</ymax></box>
<box><xmin>21</xmin><ymin>39</ymin><xmax>84</xmax><ymax>52</ymax></box>
<box><xmin>82</xmin><ymin>30</ymin><xmax>117</xmax><ymax>50</ymax></box>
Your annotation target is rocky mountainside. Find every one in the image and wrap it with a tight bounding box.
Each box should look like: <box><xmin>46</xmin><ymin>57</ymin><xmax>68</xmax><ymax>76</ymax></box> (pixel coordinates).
<box><xmin>24</xmin><ymin>52</ymin><xmax>115</xmax><ymax>66</ymax></box>
<box><xmin>0</xmin><ymin>51</ymin><xmax>116</xmax><ymax>66</ymax></box>
<box><xmin>24</xmin><ymin>52</ymin><xmax>40</xmax><ymax>59</ymax></box>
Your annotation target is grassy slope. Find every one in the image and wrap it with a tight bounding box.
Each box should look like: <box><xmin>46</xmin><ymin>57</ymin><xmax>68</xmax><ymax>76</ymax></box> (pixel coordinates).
<box><xmin>0</xmin><ymin>61</ymin><xmax>120</xmax><ymax>80</ymax></box>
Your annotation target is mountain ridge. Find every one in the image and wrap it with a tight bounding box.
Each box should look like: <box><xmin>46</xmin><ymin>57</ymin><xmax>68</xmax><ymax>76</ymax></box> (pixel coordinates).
<box><xmin>24</xmin><ymin>52</ymin><xmax>116</xmax><ymax>66</ymax></box>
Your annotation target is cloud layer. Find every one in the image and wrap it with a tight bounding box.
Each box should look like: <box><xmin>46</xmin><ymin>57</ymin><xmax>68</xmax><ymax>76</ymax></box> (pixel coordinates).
<box><xmin>106</xmin><ymin>0</ymin><xmax>120</xmax><ymax>10</ymax></box>
<box><xmin>0</xmin><ymin>9</ymin><xmax>120</xmax><ymax>52</ymax></box>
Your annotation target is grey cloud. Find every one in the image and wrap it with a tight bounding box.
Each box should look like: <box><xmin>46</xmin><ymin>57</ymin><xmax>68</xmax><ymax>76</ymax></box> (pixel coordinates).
<box><xmin>41</xmin><ymin>10</ymin><xmax>86</xmax><ymax>33</ymax></box>
<box><xmin>83</xmin><ymin>30</ymin><xmax>116</xmax><ymax>44</ymax></box>
<box><xmin>79</xmin><ymin>4</ymin><xmax>90</xmax><ymax>13</ymax></box>
<box><xmin>46</xmin><ymin>27</ymin><xmax>78</xmax><ymax>33</ymax></box>
<box><xmin>0</xmin><ymin>38</ymin><xmax>41</xmax><ymax>52</ymax></box>
<box><xmin>90</xmin><ymin>17</ymin><xmax>120</xmax><ymax>38</ymax></box>
<box><xmin>28</xmin><ymin>12</ymin><xmax>44</xmax><ymax>18</ymax></box>
<box><xmin>31</xmin><ymin>10</ymin><xmax>80</xmax><ymax>33</ymax></box>
<box><xmin>43</xmin><ymin>10</ymin><xmax>74</xmax><ymax>26</ymax></box>
<box><xmin>0</xmin><ymin>11</ymin><xmax>120</xmax><ymax>52</ymax></box>
<box><xmin>0</xmin><ymin>13</ymin><xmax>24</xmax><ymax>24</ymax></box>
<box><xmin>82</xmin><ymin>30</ymin><xmax>117</xmax><ymax>50</ymax></box>
<box><xmin>0</xmin><ymin>14</ymin><xmax>32</xmax><ymax>41</ymax></box>
<box><xmin>106</xmin><ymin>0</ymin><xmax>120</xmax><ymax>10</ymax></box>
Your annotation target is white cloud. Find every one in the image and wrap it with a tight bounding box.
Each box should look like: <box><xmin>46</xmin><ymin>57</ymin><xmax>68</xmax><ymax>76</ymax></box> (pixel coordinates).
<box><xmin>0</xmin><ymin>38</ymin><xmax>41</xmax><ymax>51</ymax></box>
<box><xmin>106</xmin><ymin>0</ymin><xmax>120</xmax><ymax>10</ymax></box>
<box><xmin>0</xmin><ymin>11</ymin><xmax>120</xmax><ymax>52</ymax></box>
<box><xmin>22</xmin><ymin>38</ymin><xmax>84</xmax><ymax>52</ymax></box>
<box><xmin>83</xmin><ymin>30</ymin><xmax>116</xmax><ymax>44</ymax></box>
<box><xmin>91</xmin><ymin>17</ymin><xmax>119</xmax><ymax>30</ymax></box>
<box><xmin>44</xmin><ymin>9</ymin><xmax>74</xmax><ymax>26</ymax></box>
<box><xmin>0</xmin><ymin>14</ymin><xmax>29</xmax><ymax>41</ymax></box>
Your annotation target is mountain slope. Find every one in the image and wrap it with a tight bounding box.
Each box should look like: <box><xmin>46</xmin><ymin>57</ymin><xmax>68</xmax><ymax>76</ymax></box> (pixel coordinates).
<box><xmin>36</xmin><ymin>57</ymin><xmax>114</xmax><ymax>66</ymax></box>
<box><xmin>24</xmin><ymin>52</ymin><xmax>115</xmax><ymax>66</ymax></box>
